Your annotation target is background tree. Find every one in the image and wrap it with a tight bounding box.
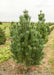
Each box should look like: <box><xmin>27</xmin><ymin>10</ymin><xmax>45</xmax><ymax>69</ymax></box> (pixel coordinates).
<box><xmin>10</xmin><ymin>21</ymin><xmax>15</xmax><ymax>36</ymax></box>
<box><xmin>0</xmin><ymin>28</ymin><xmax>6</xmax><ymax>45</ymax></box>
<box><xmin>0</xmin><ymin>22</ymin><xmax>2</xmax><ymax>25</ymax></box>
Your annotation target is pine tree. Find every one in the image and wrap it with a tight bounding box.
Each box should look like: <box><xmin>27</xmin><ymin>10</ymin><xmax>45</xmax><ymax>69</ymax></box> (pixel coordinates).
<box><xmin>10</xmin><ymin>10</ymin><xmax>44</xmax><ymax>66</ymax></box>
<box><xmin>36</xmin><ymin>10</ymin><xmax>48</xmax><ymax>43</ymax></box>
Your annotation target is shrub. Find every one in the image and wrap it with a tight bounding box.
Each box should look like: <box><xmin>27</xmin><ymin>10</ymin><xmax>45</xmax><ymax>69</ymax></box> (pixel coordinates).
<box><xmin>0</xmin><ymin>22</ymin><xmax>2</xmax><ymax>25</ymax></box>
<box><xmin>10</xmin><ymin>10</ymin><xmax>44</xmax><ymax>66</ymax></box>
<box><xmin>0</xmin><ymin>28</ymin><xmax>6</xmax><ymax>45</ymax></box>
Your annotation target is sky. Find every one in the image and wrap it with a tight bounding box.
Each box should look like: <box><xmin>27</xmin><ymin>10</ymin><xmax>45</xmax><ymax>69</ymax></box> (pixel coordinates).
<box><xmin>0</xmin><ymin>0</ymin><xmax>54</xmax><ymax>22</ymax></box>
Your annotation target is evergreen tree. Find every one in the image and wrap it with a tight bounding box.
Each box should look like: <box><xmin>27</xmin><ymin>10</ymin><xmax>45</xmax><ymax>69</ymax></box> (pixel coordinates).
<box><xmin>36</xmin><ymin>10</ymin><xmax>48</xmax><ymax>43</ymax></box>
<box><xmin>10</xmin><ymin>10</ymin><xmax>44</xmax><ymax>66</ymax></box>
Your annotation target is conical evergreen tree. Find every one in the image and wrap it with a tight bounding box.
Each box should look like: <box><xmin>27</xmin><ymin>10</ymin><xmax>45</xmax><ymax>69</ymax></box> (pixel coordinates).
<box><xmin>36</xmin><ymin>10</ymin><xmax>48</xmax><ymax>43</ymax></box>
<box><xmin>10</xmin><ymin>10</ymin><xmax>44</xmax><ymax>66</ymax></box>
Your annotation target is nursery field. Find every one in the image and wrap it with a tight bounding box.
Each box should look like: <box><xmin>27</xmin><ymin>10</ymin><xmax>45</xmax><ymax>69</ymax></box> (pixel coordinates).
<box><xmin>0</xmin><ymin>23</ymin><xmax>10</xmax><ymax>38</ymax></box>
<box><xmin>0</xmin><ymin>23</ymin><xmax>11</xmax><ymax>63</ymax></box>
<box><xmin>0</xmin><ymin>23</ymin><xmax>54</xmax><ymax>75</ymax></box>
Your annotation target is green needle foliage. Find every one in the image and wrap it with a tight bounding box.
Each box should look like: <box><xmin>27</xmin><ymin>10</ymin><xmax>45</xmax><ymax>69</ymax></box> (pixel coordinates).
<box><xmin>10</xmin><ymin>21</ymin><xmax>15</xmax><ymax>36</ymax></box>
<box><xmin>36</xmin><ymin>10</ymin><xmax>49</xmax><ymax>43</ymax></box>
<box><xmin>0</xmin><ymin>28</ymin><xmax>6</xmax><ymax>45</ymax></box>
<box><xmin>10</xmin><ymin>10</ymin><xmax>44</xmax><ymax>66</ymax></box>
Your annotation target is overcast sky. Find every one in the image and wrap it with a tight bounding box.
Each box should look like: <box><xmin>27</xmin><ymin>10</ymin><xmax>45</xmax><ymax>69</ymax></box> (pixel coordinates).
<box><xmin>0</xmin><ymin>0</ymin><xmax>54</xmax><ymax>22</ymax></box>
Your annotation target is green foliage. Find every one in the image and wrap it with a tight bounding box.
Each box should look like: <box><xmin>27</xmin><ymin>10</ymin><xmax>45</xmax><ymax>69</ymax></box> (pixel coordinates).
<box><xmin>0</xmin><ymin>23</ymin><xmax>10</xmax><ymax>32</ymax></box>
<box><xmin>51</xmin><ymin>26</ymin><xmax>54</xmax><ymax>32</ymax></box>
<box><xmin>0</xmin><ymin>48</ymin><xmax>11</xmax><ymax>63</ymax></box>
<box><xmin>10</xmin><ymin>22</ymin><xmax>20</xmax><ymax>36</ymax></box>
<box><xmin>0</xmin><ymin>42</ymin><xmax>11</xmax><ymax>63</ymax></box>
<box><xmin>0</xmin><ymin>28</ymin><xmax>6</xmax><ymax>45</ymax></box>
<box><xmin>36</xmin><ymin>10</ymin><xmax>50</xmax><ymax>43</ymax></box>
<box><xmin>31</xmin><ymin>22</ymin><xmax>38</xmax><ymax>26</ymax></box>
<box><xmin>46</xmin><ymin>25</ymin><xmax>51</xmax><ymax>35</ymax></box>
<box><xmin>10</xmin><ymin>22</ymin><xmax>16</xmax><ymax>36</ymax></box>
<box><xmin>38</xmin><ymin>10</ymin><xmax>45</xmax><ymax>21</ymax></box>
<box><xmin>46</xmin><ymin>23</ymin><xmax>51</xmax><ymax>34</ymax></box>
<box><xmin>2</xmin><ymin>68</ymin><xmax>6</xmax><ymax>71</ymax></box>
<box><xmin>46</xmin><ymin>22</ymin><xmax>54</xmax><ymax>26</ymax></box>
<box><xmin>0</xmin><ymin>22</ymin><xmax>2</xmax><ymax>25</ymax></box>
<box><xmin>6</xmin><ymin>33</ymin><xmax>10</xmax><ymax>38</ymax></box>
<box><xmin>10</xmin><ymin>10</ymin><xmax>44</xmax><ymax>66</ymax></box>
<box><xmin>11</xmin><ymin>21</ymin><xmax>15</xmax><ymax>25</ymax></box>
<box><xmin>37</xmin><ymin>22</ymin><xmax>47</xmax><ymax>37</ymax></box>
<box><xmin>31</xmin><ymin>22</ymin><xmax>34</xmax><ymax>25</ymax></box>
